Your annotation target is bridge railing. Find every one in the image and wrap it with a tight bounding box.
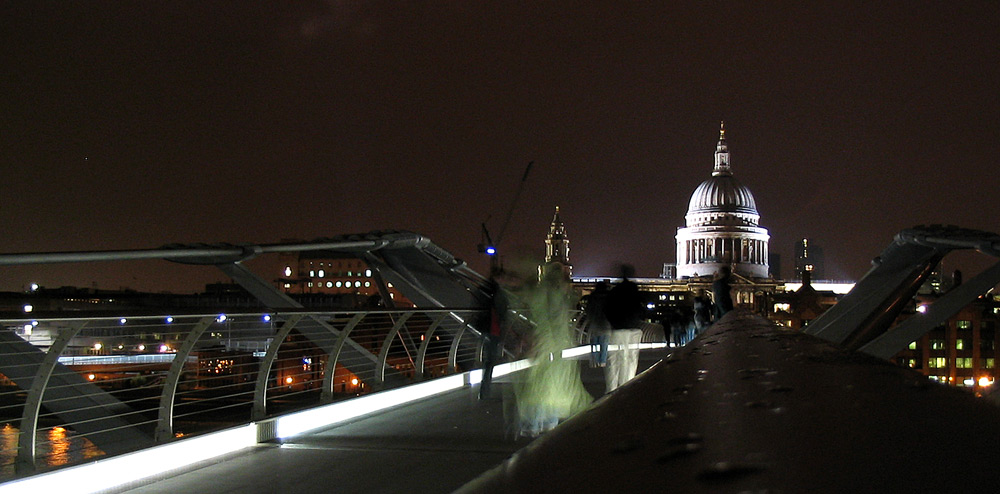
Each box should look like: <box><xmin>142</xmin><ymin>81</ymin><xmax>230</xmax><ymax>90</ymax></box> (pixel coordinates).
<box><xmin>0</xmin><ymin>308</ymin><xmax>518</xmax><ymax>479</ymax></box>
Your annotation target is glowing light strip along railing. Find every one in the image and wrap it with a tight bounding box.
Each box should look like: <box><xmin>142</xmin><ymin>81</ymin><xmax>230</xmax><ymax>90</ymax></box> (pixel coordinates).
<box><xmin>0</xmin><ymin>425</ymin><xmax>258</xmax><ymax>494</ymax></box>
<box><xmin>0</xmin><ymin>300</ymin><xmax>661</xmax><ymax>493</ymax></box>
<box><xmin>0</xmin><ymin>309</ymin><xmax>482</xmax><ymax>476</ymax></box>
<box><xmin>0</xmin><ymin>342</ymin><xmax>664</xmax><ymax>494</ymax></box>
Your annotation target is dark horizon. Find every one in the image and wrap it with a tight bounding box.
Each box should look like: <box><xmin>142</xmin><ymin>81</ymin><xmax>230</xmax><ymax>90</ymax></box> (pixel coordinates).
<box><xmin>2</xmin><ymin>3</ymin><xmax>997</xmax><ymax>293</ymax></box>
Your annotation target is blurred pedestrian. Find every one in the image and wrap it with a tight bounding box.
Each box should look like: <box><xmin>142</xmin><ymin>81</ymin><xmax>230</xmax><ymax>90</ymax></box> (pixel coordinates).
<box><xmin>712</xmin><ymin>266</ymin><xmax>734</xmax><ymax>319</ymax></box>
<box><xmin>581</xmin><ymin>281</ymin><xmax>611</xmax><ymax>367</ymax></box>
<box><xmin>513</xmin><ymin>264</ymin><xmax>592</xmax><ymax>437</ymax></box>
<box><xmin>693</xmin><ymin>288</ymin><xmax>711</xmax><ymax>334</ymax></box>
<box><xmin>604</xmin><ymin>264</ymin><xmax>644</xmax><ymax>393</ymax></box>
<box><xmin>478</xmin><ymin>275</ymin><xmax>509</xmax><ymax>400</ymax></box>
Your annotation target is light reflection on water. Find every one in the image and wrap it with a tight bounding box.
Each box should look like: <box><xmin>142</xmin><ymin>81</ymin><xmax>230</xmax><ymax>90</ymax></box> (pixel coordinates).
<box><xmin>1</xmin><ymin>422</ymin><xmax>104</xmax><ymax>480</ymax></box>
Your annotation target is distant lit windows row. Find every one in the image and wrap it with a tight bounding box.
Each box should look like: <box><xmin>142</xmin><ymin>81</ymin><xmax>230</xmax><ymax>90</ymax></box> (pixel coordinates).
<box><xmin>927</xmin><ymin>357</ymin><xmax>995</xmax><ymax>369</ymax></box>
<box><xmin>283</xmin><ymin>264</ymin><xmax>377</xmax><ymax>278</ymax></box>
<box><xmin>306</xmin><ymin>281</ymin><xmax>372</xmax><ymax>288</ymax></box>
<box><xmin>912</xmin><ymin>338</ymin><xmax>995</xmax><ymax>351</ymax></box>
<box><xmin>657</xmin><ymin>294</ymin><xmax>686</xmax><ymax>301</ymax></box>
<box><xmin>295</xmin><ymin>268</ymin><xmax>374</xmax><ymax>278</ymax></box>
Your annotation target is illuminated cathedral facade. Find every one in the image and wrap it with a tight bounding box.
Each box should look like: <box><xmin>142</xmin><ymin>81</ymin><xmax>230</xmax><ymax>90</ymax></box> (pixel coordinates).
<box><xmin>675</xmin><ymin>124</ymin><xmax>770</xmax><ymax>279</ymax></box>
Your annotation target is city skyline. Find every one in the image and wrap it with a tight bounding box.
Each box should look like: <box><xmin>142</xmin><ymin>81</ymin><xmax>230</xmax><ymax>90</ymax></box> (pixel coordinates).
<box><xmin>2</xmin><ymin>3</ymin><xmax>997</xmax><ymax>293</ymax></box>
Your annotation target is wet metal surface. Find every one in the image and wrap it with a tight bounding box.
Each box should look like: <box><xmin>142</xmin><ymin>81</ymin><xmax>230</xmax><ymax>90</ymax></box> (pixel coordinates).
<box><xmin>458</xmin><ymin>311</ymin><xmax>1000</xmax><ymax>493</ymax></box>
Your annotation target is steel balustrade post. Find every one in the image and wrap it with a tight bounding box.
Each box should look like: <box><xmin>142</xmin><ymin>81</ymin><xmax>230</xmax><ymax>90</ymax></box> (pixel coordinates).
<box><xmin>16</xmin><ymin>321</ymin><xmax>88</xmax><ymax>472</ymax></box>
<box><xmin>375</xmin><ymin>312</ymin><xmax>413</xmax><ymax>385</ymax></box>
<box><xmin>415</xmin><ymin>313</ymin><xmax>447</xmax><ymax>380</ymax></box>
<box><xmin>321</xmin><ymin>312</ymin><xmax>366</xmax><ymax>402</ymax></box>
<box><xmin>252</xmin><ymin>314</ymin><xmax>304</xmax><ymax>421</ymax></box>
<box><xmin>448</xmin><ymin>320</ymin><xmax>468</xmax><ymax>374</ymax></box>
<box><xmin>475</xmin><ymin>328</ymin><xmax>486</xmax><ymax>366</ymax></box>
<box><xmin>155</xmin><ymin>316</ymin><xmax>216</xmax><ymax>443</ymax></box>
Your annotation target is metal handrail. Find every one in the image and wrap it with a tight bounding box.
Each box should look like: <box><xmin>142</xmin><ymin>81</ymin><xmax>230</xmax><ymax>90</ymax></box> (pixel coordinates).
<box><xmin>0</xmin><ymin>308</ymin><xmax>492</xmax><ymax>478</ymax></box>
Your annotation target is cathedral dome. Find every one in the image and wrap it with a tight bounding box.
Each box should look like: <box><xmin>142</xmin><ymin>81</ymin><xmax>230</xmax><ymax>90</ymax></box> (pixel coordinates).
<box><xmin>686</xmin><ymin>174</ymin><xmax>758</xmax><ymax>217</ymax></box>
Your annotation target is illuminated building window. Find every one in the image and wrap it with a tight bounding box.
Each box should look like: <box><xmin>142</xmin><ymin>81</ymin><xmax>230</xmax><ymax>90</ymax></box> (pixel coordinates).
<box><xmin>308</xmin><ymin>282</ymin><xmax>313</xmax><ymax>288</ymax></box>
<box><xmin>986</xmin><ymin>358</ymin><xmax>995</xmax><ymax>369</ymax></box>
<box><xmin>326</xmin><ymin>282</ymin><xmax>333</xmax><ymax>288</ymax></box>
<box><xmin>956</xmin><ymin>357</ymin><xmax>972</xmax><ymax>368</ymax></box>
<box><xmin>365</xmin><ymin>269</ymin><xmax>372</xmax><ymax>277</ymax></box>
<box><xmin>930</xmin><ymin>340</ymin><xmax>945</xmax><ymax>350</ymax></box>
<box><xmin>283</xmin><ymin>283</ymin><xmax>291</xmax><ymax>289</ymax></box>
<box><xmin>907</xmin><ymin>359</ymin><xmax>917</xmax><ymax>368</ymax></box>
<box><xmin>309</xmin><ymin>270</ymin><xmax>315</xmax><ymax>277</ymax></box>
<box><xmin>774</xmin><ymin>303</ymin><xmax>791</xmax><ymax>312</ymax></box>
<box><xmin>335</xmin><ymin>281</ymin><xmax>342</xmax><ymax>288</ymax></box>
<box><xmin>364</xmin><ymin>281</ymin><xmax>371</xmax><ymax>287</ymax></box>
<box><xmin>908</xmin><ymin>341</ymin><xmax>917</xmax><ymax>350</ymax></box>
<box><xmin>956</xmin><ymin>339</ymin><xmax>966</xmax><ymax>350</ymax></box>
<box><xmin>348</xmin><ymin>271</ymin><xmax>353</xmax><ymax>276</ymax></box>
<box><xmin>284</xmin><ymin>266</ymin><xmax>292</xmax><ymax>277</ymax></box>
<box><xmin>318</xmin><ymin>270</ymin><xmax>325</xmax><ymax>278</ymax></box>
<box><xmin>928</xmin><ymin>357</ymin><xmax>947</xmax><ymax>368</ymax></box>
<box><xmin>957</xmin><ymin>320</ymin><xmax>972</xmax><ymax>329</ymax></box>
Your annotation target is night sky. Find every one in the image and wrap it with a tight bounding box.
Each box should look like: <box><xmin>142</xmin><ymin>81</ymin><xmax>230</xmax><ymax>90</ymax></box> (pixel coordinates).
<box><xmin>2</xmin><ymin>2</ymin><xmax>998</xmax><ymax>293</ymax></box>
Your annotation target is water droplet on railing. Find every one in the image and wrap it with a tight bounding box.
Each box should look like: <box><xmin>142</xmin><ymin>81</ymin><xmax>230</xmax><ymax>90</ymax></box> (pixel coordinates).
<box><xmin>696</xmin><ymin>461</ymin><xmax>765</xmax><ymax>482</ymax></box>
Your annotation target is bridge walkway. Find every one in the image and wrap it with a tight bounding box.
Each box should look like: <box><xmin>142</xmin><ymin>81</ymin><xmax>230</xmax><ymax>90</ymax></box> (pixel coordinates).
<box><xmin>121</xmin><ymin>348</ymin><xmax>671</xmax><ymax>494</ymax></box>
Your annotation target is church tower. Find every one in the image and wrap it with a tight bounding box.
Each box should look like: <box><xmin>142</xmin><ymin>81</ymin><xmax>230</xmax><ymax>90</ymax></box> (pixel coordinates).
<box><xmin>543</xmin><ymin>206</ymin><xmax>572</xmax><ymax>276</ymax></box>
<box><xmin>675</xmin><ymin>124</ymin><xmax>770</xmax><ymax>279</ymax></box>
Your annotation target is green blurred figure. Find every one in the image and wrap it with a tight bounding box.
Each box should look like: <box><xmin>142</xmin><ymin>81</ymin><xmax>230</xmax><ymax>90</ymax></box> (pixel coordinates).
<box><xmin>513</xmin><ymin>263</ymin><xmax>593</xmax><ymax>437</ymax></box>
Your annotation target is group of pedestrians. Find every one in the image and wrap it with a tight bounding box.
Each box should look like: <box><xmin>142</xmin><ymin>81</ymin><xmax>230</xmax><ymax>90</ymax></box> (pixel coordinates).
<box><xmin>586</xmin><ymin>264</ymin><xmax>735</xmax><ymax>363</ymax></box>
<box><xmin>583</xmin><ymin>265</ymin><xmax>645</xmax><ymax>394</ymax></box>
<box><xmin>478</xmin><ymin>263</ymin><xmax>592</xmax><ymax>438</ymax></box>
<box><xmin>477</xmin><ymin>262</ymin><xmax>736</xmax><ymax>439</ymax></box>
<box><xmin>659</xmin><ymin>265</ymin><xmax>734</xmax><ymax>346</ymax></box>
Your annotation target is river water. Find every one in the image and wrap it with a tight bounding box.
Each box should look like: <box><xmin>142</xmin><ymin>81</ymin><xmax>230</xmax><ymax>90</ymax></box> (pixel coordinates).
<box><xmin>0</xmin><ymin>422</ymin><xmax>104</xmax><ymax>480</ymax></box>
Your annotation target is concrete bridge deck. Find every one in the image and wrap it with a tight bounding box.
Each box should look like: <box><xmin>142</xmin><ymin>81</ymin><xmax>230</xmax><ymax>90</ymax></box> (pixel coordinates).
<box><xmin>120</xmin><ymin>349</ymin><xmax>671</xmax><ymax>494</ymax></box>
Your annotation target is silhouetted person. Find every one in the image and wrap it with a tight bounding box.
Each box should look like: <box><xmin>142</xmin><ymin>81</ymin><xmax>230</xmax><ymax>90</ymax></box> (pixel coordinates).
<box><xmin>663</xmin><ymin>307</ymin><xmax>686</xmax><ymax>346</ymax></box>
<box><xmin>692</xmin><ymin>288</ymin><xmax>711</xmax><ymax>335</ymax></box>
<box><xmin>712</xmin><ymin>266</ymin><xmax>734</xmax><ymax>320</ymax></box>
<box><xmin>581</xmin><ymin>281</ymin><xmax>611</xmax><ymax>367</ymax></box>
<box><xmin>478</xmin><ymin>276</ymin><xmax>508</xmax><ymax>400</ymax></box>
<box><xmin>604</xmin><ymin>264</ymin><xmax>644</xmax><ymax>393</ymax></box>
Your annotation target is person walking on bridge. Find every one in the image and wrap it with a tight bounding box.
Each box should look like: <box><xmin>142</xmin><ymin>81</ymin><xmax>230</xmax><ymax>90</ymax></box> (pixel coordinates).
<box><xmin>712</xmin><ymin>265</ymin><xmax>734</xmax><ymax>320</ymax></box>
<box><xmin>513</xmin><ymin>264</ymin><xmax>591</xmax><ymax>437</ymax></box>
<box><xmin>581</xmin><ymin>280</ymin><xmax>611</xmax><ymax>367</ymax></box>
<box><xmin>604</xmin><ymin>264</ymin><xmax>644</xmax><ymax>393</ymax></box>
